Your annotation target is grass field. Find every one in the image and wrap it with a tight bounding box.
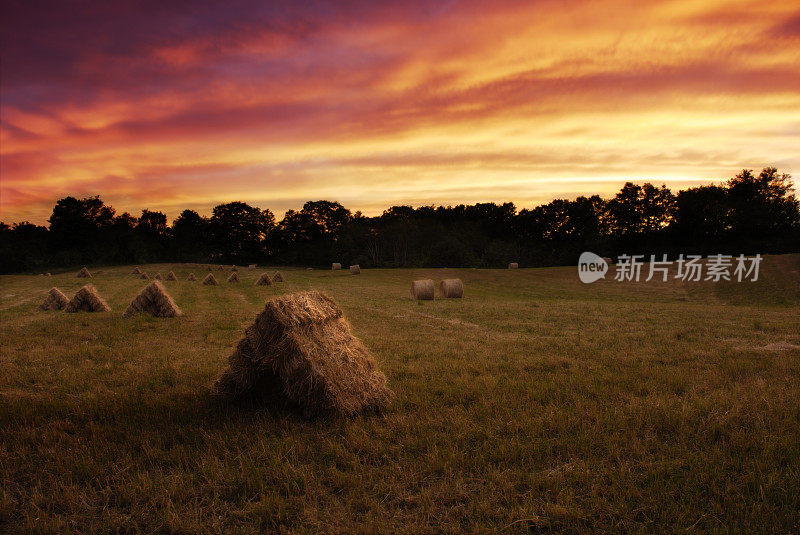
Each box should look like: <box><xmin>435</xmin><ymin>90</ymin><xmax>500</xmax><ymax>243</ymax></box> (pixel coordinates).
<box><xmin>1</xmin><ymin>258</ymin><xmax>799</xmax><ymax>532</ymax></box>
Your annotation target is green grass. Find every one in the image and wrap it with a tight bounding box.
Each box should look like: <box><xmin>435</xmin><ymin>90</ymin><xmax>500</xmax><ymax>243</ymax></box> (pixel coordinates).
<box><xmin>1</xmin><ymin>258</ymin><xmax>799</xmax><ymax>533</ymax></box>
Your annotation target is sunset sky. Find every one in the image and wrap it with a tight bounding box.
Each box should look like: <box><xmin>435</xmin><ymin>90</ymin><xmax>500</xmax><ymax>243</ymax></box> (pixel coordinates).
<box><xmin>2</xmin><ymin>0</ymin><xmax>799</xmax><ymax>224</ymax></box>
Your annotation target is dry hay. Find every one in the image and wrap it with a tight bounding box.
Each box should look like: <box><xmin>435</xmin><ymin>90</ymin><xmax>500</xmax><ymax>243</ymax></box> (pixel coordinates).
<box><xmin>187</xmin><ymin>273</ymin><xmax>197</xmax><ymax>281</ymax></box>
<box><xmin>332</xmin><ymin>262</ymin><xmax>342</xmax><ymax>270</ymax></box>
<box><xmin>350</xmin><ymin>265</ymin><xmax>361</xmax><ymax>275</ymax></box>
<box><xmin>256</xmin><ymin>273</ymin><xmax>272</xmax><ymax>286</ymax></box>
<box><xmin>123</xmin><ymin>280</ymin><xmax>182</xmax><ymax>318</ymax></box>
<box><xmin>154</xmin><ymin>273</ymin><xmax>163</xmax><ymax>280</ymax></box>
<box><xmin>132</xmin><ymin>267</ymin><xmax>142</xmax><ymax>275</ymax></box>
<box><xmin>231</xmin><ymin>265</ymin><xmax>238</xmax><ymax>271</ymax></box>
<box><xmin>217</xmin><ymin>265</ymin><xmax>224</xmax><ymax>270</ymax></box>
<box><xmin>248</xmin><ymin>264</ymin><xmax>257</xmax><ymax>270</ymax></box>
<box><xmin>508</xmin><ymin>262</ymin><xmax>519</xmax><ymax>269</ymax></box>
<box><xmin>202</xmin><ymin>273</ymin><xmax>219</xmax><ymax>285</ymax></box>
<box><xmin>166</xmin><ymin>271</ymin><xmax>177</xmax><ymax>281</ymax></box>
<box><xmin>64</xmin><ymin>284</ymin><xmax>111</xmax><ymax>313</ymax></box>
<box><xmin>213</xmin><ymin>290</ymin><xmax>391</xmax><ymax>416</ymax></box>
<box><xmin>439</xmin><ymin>278</ymin><xmax>464</xmax><ymax>298</ymax></box>
<box><xmin>227</xmin><ymin>272</ymin><xmax>240</xmax><ymax>283</ymax></box>
<box><xmin>45</xmin><ymin>273</ymin><xmax>52</xmax><ymax>277</ymax></box>
<box><xmin>77</xmin><ymin>267</ymin><xmax>92</xmax><ymax>278</ymax></box>
<box><xmin>140</xmin><ymin>273</ymin><xmax>149</xmax><ymax>280</ymax></box>
<box><xmin>306</xmin><ymin>267</ymin><xmax>313</xmax><ymax>271</ymax></box>
<box><xmin>39</xmin><ymin>287</ymin><xmax>69</xmax><ymax>311</ymax></box>
<box><xmin>273</xmin><ymin>271</ymin><xmax>285</xmax><ymax>282</ymax></box>
<box><xmin>410</xmin><ymin>279</ymin><xmax>434</xmax><ymax>300</ymax></box>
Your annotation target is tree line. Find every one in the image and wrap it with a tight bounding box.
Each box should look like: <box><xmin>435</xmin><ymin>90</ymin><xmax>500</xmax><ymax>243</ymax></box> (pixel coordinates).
<box><xmin>2</xmin><ymin>168</ymin><xmax>798</xmax><ymax>273</ymax></box>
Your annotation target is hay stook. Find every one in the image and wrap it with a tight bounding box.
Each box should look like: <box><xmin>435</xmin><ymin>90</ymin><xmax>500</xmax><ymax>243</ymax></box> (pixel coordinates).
<box><xmin>187</xmin><ymin>273</ymin><xmax>197</xmax><ymax>281</ymax></box>
<box><xmin>273</xmin><ymin>271</ymin><xmax>285</xmax><ymax>282</ymax></box>
<box><xmin>39</xmin><ymin>288</ymin><xmax>69</xmax><ymax>311</ymax></box>
<box><xmin>227</xmin><ymin>272</ymin><xmax>240</xmax><ymax>283</ymax></box>
<box><xmin>166</xmin><ymin>271</ymin><xmax>177</xmax><ymax>281</ymax></box>
<box><xmin>123</xmin><ymin>280</ymin><xmax>181</xmax><ymax>318</ymax></box>
<box><xmin>256</xmin><ymin>273</ymin><xmax>272</xmax><ymax>286</ymax></box>
<box><xmin>202</xmin><ymin>273</ymin><xmax>219</xmax><ymax>285</ymax></box>
<box><xmin>77</xmin><ymin>267</ymin><xmax>92</xmax><ymax>278</ymax></box>
<box><xmin>64</xmin><ymin>284</ymin><xmax>111</xmax><ymax>313</ymax></box>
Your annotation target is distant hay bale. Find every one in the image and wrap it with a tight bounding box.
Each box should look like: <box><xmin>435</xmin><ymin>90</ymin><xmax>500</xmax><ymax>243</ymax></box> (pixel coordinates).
<box><xmin>77</xmin><ymin>267</ymin><xmax>91</xmax><ymax>278</ymax></box>
<box><xmin>132</xmin><ymin>267</ymin><xmax>142</xmax><ymax>275</ymax></box>
<box><xmin>508</xmin><ymin>262</ymin><xmax>519</xmax><ymax>269</ymax></box>
<box><xmin>350</xmin><ymin>265</ymin><xmax>361</xmax><ymax>275</ymax></box>
<box><xmin>410</xmin><ymin>279</ymin><xmax>434</xmax><ymax>300</ymax></box>
<box><xmin>166</xmin><ymin>271</ymin><xmax>177</xmax><ymax>281</ymax></box>
<box><xmin>231</xmin><ymin>265</ymin><xmax>238</xmax><ymax>271</ymax></box>
<box><xmin>227</xmin><ymin>272</ymin><xmax>240</xmax><ymax>283</ymax></box>
<box><xmin>187</xmin><ymin>273</ymin><xmax>197</xmax><ymax>281</ymax></box>
<box><xmin>332</xmin><ymin>262</ymin><xmax>342</xmax><ymax>270</ymax></box>
<box><xmin>154</xmin><ymin>273</ymin><xmax>163</xmax><ymax>280</ymax></box>
<box><xmin>213</xmin><ymin>290</ymin><xmax>391</xmax><ymax>416</ymax></box>
<box><xmin>39</xmin><ymin>287</ymin><xmax>68</xmax><ymax>311</ymax></box>
<box><xmin>45</xmin><ymin>273</ymin><xmax>51</xmax><ymax>277</ymax></box>
<box><xmin>306</xmin><ymin>267</ymin><xmax>313</xmax><ymax>271</ymax></box>
<box><xmin>202</xmin><ymin>273</ymin><xmax>219</xmax><ymax>285</ymax></box>
<box><xmin>140</xmin><ymin>273</ymin><xmax>149</xmax><ymax>280</ymax></box>
<box><xmin>123</xmin><ymin>280</ymin><xmax>182</xmax><ymax>318</ymax></box>
<box><xmin>248</xmin><ymin>264</ymin><xmax>257</xmax><ymax>271</ymax></box>
<box><xmin>64</xmin><ymin>284</ymin><xmax>111</xmax><ymax>313</ymax></box>
<box><xmin>256</xmin><ymin>273</ymin><xmax>272</xmax><ymax>286</ymax></box>
<box><xmin>273</xmin><ymin>271</ymin><xmax>285</xmax><ymax>282</ymax></box>
<box><xmin>439</xmin><ymin>278</ymin><xmax>464</xmax><ymax>298</ymax></box>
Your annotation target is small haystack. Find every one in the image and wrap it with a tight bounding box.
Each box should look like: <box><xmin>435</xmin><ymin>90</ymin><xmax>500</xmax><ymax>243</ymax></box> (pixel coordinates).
<box><xmin>411</xmin><ymin>279</ymin><xmax>434</xmax><ymax>300</ymax></box>
<box><xmin>140</xmin><ymin>273</ymin><xmax>149</xmax><ymax>280</ymax></box>
<box><xmin>213</xmin><ymin>291</ymin><xmax>391</xmax><ymax>416</ymax></box>
<box><xmin>123</xmin><ymin>280</ymin><xmax>181</xmax><ymax>318</ymax></box>
<box><xmin>508</xmin><ymin>262</ymin><xmax>519</xmax><ymax>269</ymax></box>
<box><xmin>39</xmin><ymin>287</ymin><xmax>69</xmax><ymax>311</ymax></box>
<box><xmin>77</xmin><ymin>267</ymin><xmax>92</xmax><ymax>278</ymax></box>
<box><xmin>217</xmin><ymin>265</ymin><xmax>224</xmax><ymax>271</ymax></box>
<box><xmin>205</xmin><ymin>265</ymin><xmax>212</xmax><ymax>271</ymax></box>
<box><xmin>227</xmin><ymin>272</ymin><xmax>240</xmax><ymax>283</ymax></box>
<box><xmin>256</xmin><ymin>273</ymin><xmax>272</xmax><ymax>286</ymax></box>
<box><xmin>132</xmin><ymin>267</ymin><xmax>142</xmax><ymax>275</ymax></box>
<box><xmin>187</xmin><ymin>273</ymin><xmax>197</xmax><ymax>281</ymax></box>
<box><xmin>332</xmin><ymin>262</ymin><xmax>342</xmax><ymax>270</ymax></box>
<box><xmin>166</xmin><ymin>271</ymin><xmax>177</xmax><ymax>281</ymax></box>
<box><xmin>64</xmin><ymin>284</ymin><xmax>111</xmax><ymax>313</ymax></box>
<box><xmin>202</xmin><ymin>273</ymin><xmax>219</xmax><ymax>285</ymax></box>
<box><xmin>273</xmin><ymin>271</ymin><xmax>285</xmax><ymax>282</ymax></box>
<box><xmin>154</xmin><ymin>273</ymin><xmax>163</xmax><ymax>280</ymax></box>
<box><xmin>248</xmin><ymin>264</ymin><xmax>257</xmax><ymax>271</ymax></box>
<box><xmin>350</xmin><ymin>265</ymin><xmax>361</xmax><ymax>275</ymax></box>
<box><xmin>439</xmin><ymin>278</ymin><xmax>464</xmax><ymax>298</ymax></box>
<box><xmin>231</xmin><ymin>265</ymin><xmax>238</xmax><ymax>272</ymax></box>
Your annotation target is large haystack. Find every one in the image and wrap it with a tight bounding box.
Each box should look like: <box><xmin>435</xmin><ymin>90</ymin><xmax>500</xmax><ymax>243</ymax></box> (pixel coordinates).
<box><xmin>64</xmin><ymin>284</ymin><xmax>111</xmax><ymax>313</ymax></box>
<box><xmin>213</xmin><ymin>291</ymin><xmax>391</xmax><ymax>416</ymax></box>
<box><xmin>273</xmin><ymin>271</ymin><xmax>285</xmax><ymax>282</ymax></box>
<box><xmin>166</xmin><ymin>271</ymin><xmax>177</xmax><ymax>281</ymax></box>
<box><xmin>187</xmin><ymin>273</ymin><xmax>197</xmax><ymax>281</ymax></box>
<box><xmin>77</xmin><ymin>267</ymin><xmax>92</xmax><ymax>278</ymax></box>
<box><xmin>350</xmin><ymin>265</ymin><xmax>361</xmax><ymax>275</ymax></box>
<box><xmin>203</xmin><ymin>273</ymin><xmax>219</xmax><ymax>285</ymax></box>
<box><xmin>123</xmin><ymin>280</ymin><xmax>182</xmax><ymax>318</ymax></box>
<box><xmin>227</xmin><ymin>272</ymin><xmax>240</xmax><ymax>283</ymax></box>
<box><xmin>132</xmin><ymin>267</ymin><xmax>142</xmax><ymax>275</ymax></box>
<box><xmin>439</xmin><ymin>278</ymin><xmax>464</xmax><ymax>298</ymax></box>
<box><xmin>508</xmin><ymin>262</ymin><xmax>519</xmax><ymax>269</ymax></box>
<box><xmin>140</xmin><ymin>273</ymin><xmax>149</xmax><ymax>280</ymax></box>
<box><xmin>39</xmin><ymin>288</ymin><xmax>69</xmax><ymax>311</ymax></box>
<box><xmin>256</xmin><ymin>273</ymin><xmax>272</xmax><ymax>286</ymax></box>
<box><xmin>411</xmin><ymin>280</ymin><xmax>434</xmax><ymax>300</ymax></box>
<box><xmin>332</xmin><ymin>262</ymin><xmax>342</xmax><ymax>270</ymax></box>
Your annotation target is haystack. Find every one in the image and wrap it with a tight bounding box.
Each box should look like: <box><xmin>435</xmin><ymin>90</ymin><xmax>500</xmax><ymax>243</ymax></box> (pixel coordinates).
<box><xmin>213</xmin><ymin>291</ymin><xmax>391</xmax><ymax>416</ymax></box>
<box><xmin>64</xmin><ymin>284</ymin><xmax>111</xmax><ymax>312</ymax></box>
<box><xmin>217</xmin><ymin>265</ymin><xmax>224</xmax><ymax>271</ymax></box>
<box><xmin>39</xmin><ymin>287</ymin><xmax>69</xmax><ymax>311</ymax></box>
<box><xmin>256</xmin><ymin>273</ymin><xmax>272</xmax><ymax>286</ymax></box>
<box><xmin>248</xmin><ymin>264</ymin><xmax>257</xmax><ymax>271</ymax></box>
<box><xmin>508</xmin><ymin>262</ymin><xmax>519</xmax><ymax>269</ymax></box>
<box><xmin>273</xmin><ymin>271</ymin><xmax>285</xmax><ymax>282</ymax></box>
<box><xmin>411</xmin><ymin>279</ymin><xmax>434</xmax><ymax>300</ymax></box>
<box><xmin>203</xmin><ymin>273</ymin><xmax>219</xmax><ymax>285</ymax></box>
<box><xmin>140</xmin><ymin>273</ymin><xmax>149</xmax><ymax>280</ymax></box>
<box><xmin>123</xmin><ymin>280</ymin><xmax>181</xmax><ymax>318</ymax></box>
<box><xmin>227</xmin><ymin>272</ymin><xmax>240</xmax><ymax>283</ymax></box>
<box><xmin>187</xmin><ymin>273</ymin><xmax>197</xmax><ymax>281</ymax></box>
<box><xmin>205</xmin><ymin>265</ymin><xmax>212</xmax><ymax>271</ymax></box>
<box><xmin>231</xmin><ymin>265</ymin><xmax>238</xmax><ymax>271</ymax></box>
<box><xmin>332</xmin><ymin>263</ymin><xmax>342</xmax><ymax>270</ymax></box>
<box><xmin>77</xmin><ymin>267</ymin><xmax>92</xmax><ymax>278</ymax></box>
<box><xmin>166</xmin><ymin>271</ymin><xmax>177</xmax><ymax>281</ymax></box>
<box><xmin>439</xmin><ymin>278</ymin><xmax>464</xmax><ymax>298</ymax></box>
<box><xmin>132</xmin><ymin>267</ymin><xmax>142</xmax><ymax>275</ymax></box>
<box><xmin>45</xmin><ymin>273</ymin><xmax>51</xmax><ymax>277</ymax></box>
<box><xmin>154</xmin><ymin>273</ymin><xmax>163</xmax><ymax>280</ymax></box>
<box><xmin>350</xmin><ymin>265</ymin><xmax>361</xmax><ymax>275</ymax></box>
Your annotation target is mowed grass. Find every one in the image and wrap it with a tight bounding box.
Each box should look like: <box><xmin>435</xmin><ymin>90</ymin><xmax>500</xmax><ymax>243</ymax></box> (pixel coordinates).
<box><xmin>1</xmin><ymin>258</ymin><xmax>799</xmax><ymax>533</ymax></box>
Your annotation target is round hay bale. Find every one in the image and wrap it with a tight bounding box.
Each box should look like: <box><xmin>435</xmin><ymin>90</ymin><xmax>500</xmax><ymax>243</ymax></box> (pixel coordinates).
<box><xmin>410</xmin><ymin>279</ymin><xmax>434</xmax><ymax>300</ymax></box>
<box><xmin>306</xmin><ymin>267</ymin><xmax>313</xmax><ymax>271</ymax></box>
<box><xmin>439</xmin><ymin>278</ymin><xmax>463</xmax><ymax>298</ymax></box>
<box><xmin>332</xmin><ymin>263</ymin><xmax>342</xmax><ymax>270</ymax></box>
<box><xmin>349</xmin><ymin>265</ymin><xmax>361</xmax><ymax>275</ymax></box>
<box><xmin>508</xmin><ymin>262</ymin><xmax>519</xmax><ymax>269</ymax></box>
